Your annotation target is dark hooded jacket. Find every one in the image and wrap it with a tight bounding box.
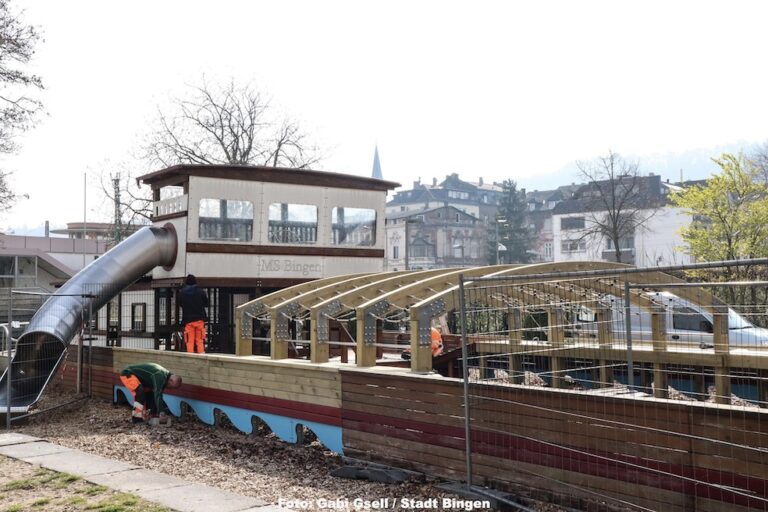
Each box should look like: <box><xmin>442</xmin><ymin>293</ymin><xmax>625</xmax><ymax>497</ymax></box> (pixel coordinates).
<box><xmin>179</xmin><ymin>284</ymin><xmax>209</xmax><ymax>325</ymax></box>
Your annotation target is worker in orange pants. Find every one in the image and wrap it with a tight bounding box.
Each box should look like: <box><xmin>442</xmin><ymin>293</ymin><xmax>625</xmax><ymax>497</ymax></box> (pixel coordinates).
<box><xmin>120</xmin><ymin>363</ymin><xmax>182</xmax><ymax>423</ymax></box>
<box><xmin>184</xmin><ymin>320</ymin><xmax>206</xmax><ymax>354</ymax></box>
<box><xmin>179</xmin><ymin>274</ymin><xmax>208</xmax><ymax>354</ymax></box>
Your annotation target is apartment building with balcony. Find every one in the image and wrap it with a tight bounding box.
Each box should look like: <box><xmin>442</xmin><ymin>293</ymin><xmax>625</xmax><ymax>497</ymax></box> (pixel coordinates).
<box><xmin>384</xmin><ymin>205</ymin><xmax>488</xmax><ymax>270</ymax></box>
<box><xmin>551</xmin><ymin>175</ymin><xmax>693</xmax><ymax>267</ymax></box>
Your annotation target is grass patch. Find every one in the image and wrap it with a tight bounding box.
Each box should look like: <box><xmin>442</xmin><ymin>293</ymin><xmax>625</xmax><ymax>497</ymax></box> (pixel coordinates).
<box><xmin>52</xmin><ymin>473</ymin><xmax>81</xmax><ymax>489</ymax></box>
<box><xmin>0</xmin><ymin>458</ymin><xmax>171</xmax><ymax>512</ymax></box>
<box><xmin>65</xmin><ymin>495</ymin><xmax>87</xmax><ymax>506</ymax></box>
<box><xmin>78</xmin><ymin>484</ymin><xmax>109</xmax><ymax>496</ymax></box>
<box><xmin>86</xmin><ymin>492</ymin><xmax>143</xmax><ymax>511</ymax></box>
<box><xmin>3</xmin><ymin>479</ymin><xmax>36</xmax><ymax>491</ymax></box>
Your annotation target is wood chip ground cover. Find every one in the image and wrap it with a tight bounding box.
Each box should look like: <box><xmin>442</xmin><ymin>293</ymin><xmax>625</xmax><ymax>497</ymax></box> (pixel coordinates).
<box><xmin>16</xmin><ymin>394</ymin><xmax>486</xmax><ymax>511</ymax></box>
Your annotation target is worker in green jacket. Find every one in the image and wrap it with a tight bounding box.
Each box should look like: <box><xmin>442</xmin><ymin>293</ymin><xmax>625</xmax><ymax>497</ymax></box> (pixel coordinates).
<box><xmin>120</xmin><ymin>363</ymin><xmax>182</xmax><ymax>423</ymax></box>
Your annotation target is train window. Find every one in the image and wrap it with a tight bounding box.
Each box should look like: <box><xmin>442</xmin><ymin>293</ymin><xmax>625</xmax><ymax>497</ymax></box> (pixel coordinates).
<box><xmin>332</xmin><ymin>207</ymin><xmax>376</xmax><ymax>246</ymax></box>
<box><xmin>199</xmin><ymin>198</ymin><xmax>253</xmax><ymax>242</ymax></box>
<box><xmin>672</xmin><ymin>305</ymin><xmax>711</xmax><ymax>332</ymax></box>
<box><xmin>268</xmin><ymin>203</ymin><xmax>318</xmax><ymax>244</ymax></box>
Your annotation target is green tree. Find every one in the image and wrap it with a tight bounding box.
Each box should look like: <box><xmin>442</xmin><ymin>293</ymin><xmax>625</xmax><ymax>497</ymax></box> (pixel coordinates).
<box><xmin>671</xmin><ymin>153</ymin><xmax>768</xmax><ymax>304</ymax></box>
<box><xmin>672</xmin><ymin>153</ymin><xmax>768</xmax><ymax>262</ymax></box>
<box><xmin>494</xmin><ymin>179</ymin><xmax>532</xmax><ymax>264</ymax></box>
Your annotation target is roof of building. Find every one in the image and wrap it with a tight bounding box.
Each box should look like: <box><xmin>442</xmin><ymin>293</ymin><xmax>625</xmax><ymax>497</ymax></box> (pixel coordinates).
<box><xmin>552</xmin><ymin>174</ymin><xmax>669</xmax><ymax>216</ymax></box>
<box><xmin>137</xmin><ymin>164</ymin><xmax>400</xmax><ymax>192</ymax></box>
<box><xmin>386</xmin><ymin>205</ymin><xmax>480</xmax><ymax>221</ymax></box>
<box><xmin>50</xmin><ymin>222</ymin><xmax>143</xmax><ymax>236</ymax></box>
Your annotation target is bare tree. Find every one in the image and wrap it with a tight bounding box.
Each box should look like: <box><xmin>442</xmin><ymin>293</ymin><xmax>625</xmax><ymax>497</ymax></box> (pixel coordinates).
<box><xmin>144</xmin><ymin>78</ymin><xmax>320</xmax><ymax>169</ymax></box>
<box><xmin>574</xmin><ymin>151</ymin><xmax>662</xmax><ymax>263</ymax></box>
<box><xmin>93</xmin><ymin>161</ymin><xmax>152</xmax><ymax>242</ymax></box>
<box><xmin>0</xmin><ymin>0</ymin><xmax>43</xmax><ymax>211</ymax></box>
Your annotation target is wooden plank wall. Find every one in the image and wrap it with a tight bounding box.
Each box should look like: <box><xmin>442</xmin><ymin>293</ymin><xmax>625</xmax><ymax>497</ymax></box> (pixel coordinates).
<box><xmin>110</xmin><ymin>349</ymin><xmax>342</xmax><ymax>425</ymax></box>
<box><xmin>56</xmin><ymin>347</ymin><xmax>768</xmax><ymax>511</ymax></box>
<box><xmin>341</xmin><ymin>368</ymin><xmax>768</xmax><ymax>512</ymax></box>
<box><xmin>58</xmin><ymin>345</ymin><xmax>115</xmax><ymax>400</ymax></box>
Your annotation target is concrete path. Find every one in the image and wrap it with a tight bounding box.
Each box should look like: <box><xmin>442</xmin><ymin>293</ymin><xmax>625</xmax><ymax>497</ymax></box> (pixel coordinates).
<box><xmin>0</xmin><ymin>433</ymin><xmax>291</xmax><ymax>512</ymax></box>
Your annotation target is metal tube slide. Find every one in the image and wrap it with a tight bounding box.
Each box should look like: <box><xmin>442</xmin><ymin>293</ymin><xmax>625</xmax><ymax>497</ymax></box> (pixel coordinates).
<box><xmin>0</xmin><ymin>224</ymin><xmax>177</xmax><ymax>410</ymax></box>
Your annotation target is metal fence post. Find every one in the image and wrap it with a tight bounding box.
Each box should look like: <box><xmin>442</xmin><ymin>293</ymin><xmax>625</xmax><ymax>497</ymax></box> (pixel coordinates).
<box><xmin>88</xmin><ymin>297</ymin><xmax>93</xmax><ymax>397</ymax></box>
<box><xmin>76</xmin><ymin>308</ymin><xmax>82</xmax><ymax>395</ymax></box>
<box><xmin>6</xmin><ymin>288</ymin><xmax>12</xmax><ymax>431</ymax></box>
<box><xmin>458</xmin><ymin>274</ymin><xmax>473</xmax><ymax>488</ymax></box>
<box><xmin>624</xmin><ymin>281</ymin><xmax>634</xmax><ymax>391</ymax></box>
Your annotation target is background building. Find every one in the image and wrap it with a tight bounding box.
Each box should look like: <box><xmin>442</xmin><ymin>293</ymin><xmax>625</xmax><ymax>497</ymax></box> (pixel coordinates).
<box><xmin>551</xmin><ymin>175</ymin><xmax>692</xmax><ymax>266</ymax></box>
<box><xmin>385</xmin><ymin>205</ymin><xmax>488</xmax><ymax>270</ymax></box>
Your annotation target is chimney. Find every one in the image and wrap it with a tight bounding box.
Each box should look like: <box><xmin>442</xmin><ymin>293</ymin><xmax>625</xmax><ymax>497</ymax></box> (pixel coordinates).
<box><xmin>45</xmin><ymin>220</ymin><xmax>49</xmax><ymax>237</ymax></box>
<box><xmin>479</xmin><ymin>177</ymin><xmax>484</xmax><ymax>186</ymax></box>
<box><xmin>432</xmin><ymin>177</ymin><xmax>437</xmax><ymax>186</ymax></box>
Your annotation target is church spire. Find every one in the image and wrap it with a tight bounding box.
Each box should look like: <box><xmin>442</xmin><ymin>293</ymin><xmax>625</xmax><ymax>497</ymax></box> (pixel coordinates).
<box><xmin>371</xmin><ymin>146</ymin><xmax>383</xmax><ymax>179</ymax></box>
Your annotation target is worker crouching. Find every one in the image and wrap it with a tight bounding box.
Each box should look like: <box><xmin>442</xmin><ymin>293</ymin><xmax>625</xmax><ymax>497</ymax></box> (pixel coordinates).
<box><xmin>119</xmin><ymin>363</ymin><xmax>182</xmax><ymax>424</ymax></box>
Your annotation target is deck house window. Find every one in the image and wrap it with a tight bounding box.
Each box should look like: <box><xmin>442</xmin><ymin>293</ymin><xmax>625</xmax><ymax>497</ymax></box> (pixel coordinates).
<box><xmin>332</xmin><ymin>207</ymin><xmax>376</xmax><ymax>246</ymax></box>
<box><xmin>268</xmin><ymin>203</ymin><xmax>318</xmax><ymax>244</ymax></box>
<box><xmin>131</xmin><ymin>303</ymin><xmax>146</xmax><ymax>332</ymax></box>
<box><xmin>199</xmin><ymin>199</ymin><xmax>253</xmax><ymax>242</ymax></box>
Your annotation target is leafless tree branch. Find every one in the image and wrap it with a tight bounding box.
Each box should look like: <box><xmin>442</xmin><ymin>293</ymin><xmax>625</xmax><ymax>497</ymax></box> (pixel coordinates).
<box><xmin>0</xmin><ymin>0</ymin><xmax>43</xmax><ymax>212</ymax></box>
<box><xmin>144</xmin><ymin>78</ymin><xmax>317</xmax><ymax>169</ymax></box>
<box><xmin>574</xmin><ymin>150</ymin><xmax>661</xmax><ymax>263</ymax></box>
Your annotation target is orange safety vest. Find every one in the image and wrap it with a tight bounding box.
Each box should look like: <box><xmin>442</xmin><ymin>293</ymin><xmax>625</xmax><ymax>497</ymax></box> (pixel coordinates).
<box><xmin>431</xmin><ymin>327</ymin><xmax>444</xmax><ymax>357</ymax></box>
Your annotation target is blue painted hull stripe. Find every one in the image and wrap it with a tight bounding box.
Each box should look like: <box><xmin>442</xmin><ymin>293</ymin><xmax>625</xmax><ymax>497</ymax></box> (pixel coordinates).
<box><xmin>114</xmin><ymin>385</ymin><xmax>343</xmax><ymax>454</ymax></box>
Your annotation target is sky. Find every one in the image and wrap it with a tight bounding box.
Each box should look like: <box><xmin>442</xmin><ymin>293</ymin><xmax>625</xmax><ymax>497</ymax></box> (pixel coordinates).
<box><xmin>2</xmin><ymin>0</ymin><xmax>767</xmax><ymax>234</ymax></box>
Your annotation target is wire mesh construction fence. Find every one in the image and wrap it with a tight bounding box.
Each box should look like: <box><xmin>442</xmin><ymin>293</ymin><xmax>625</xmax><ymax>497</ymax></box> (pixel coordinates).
<box><xmin>1</xmin><ymin>284</ymin><xmax>179</xmax><ymax>428</ymax></box>
<box><xmin>457</xmin><ymin>262</ymin><xmax>768</xmax><ymax>511</ymax></box>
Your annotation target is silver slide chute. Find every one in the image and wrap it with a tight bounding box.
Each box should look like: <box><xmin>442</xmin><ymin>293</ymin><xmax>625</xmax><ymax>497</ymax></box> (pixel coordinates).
<box><xmin>1</xmin><ymin>224</ymin><xmax>177</xmax><ymax>410</ymax></box>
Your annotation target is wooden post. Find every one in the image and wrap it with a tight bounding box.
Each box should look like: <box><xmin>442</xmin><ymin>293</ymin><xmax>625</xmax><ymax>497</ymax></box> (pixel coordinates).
<box><xmin>713</xmin><ymin>303</ymin><xmax>729</xmax><ymax>355</ymax></box>
<box><xmin>270</xmin><ymin>310</ymin><xmax>288</xmax><ymax>360</ymax></box>
<box><xmin>651</xmin><ymin>306</ymin><xmax>667</xmax><ymax>352</ymax></box>
<box><xmin>548</xmin><ymin>307</ymin><xmax>564</xmax><ymax>388</ymax></box>
<box><xmin>356</xmin><ymin>308</ymin><xmax>377</xmax><ymax>367</ymax></box>
<box><xmin>596</xmin><ymin>307</ymin><xmax>611</xmax><ymax>347</ymax></box>
<box><xmin>693</xmin><ymin>370</ymin><xmax>706</xmax><ymax>401</ymax></box>
<box><xmin>713</xmin><ymin>302</ymin><xmax>730</xmax><ymax>405</ymax></box>
<box><xmin>234</xmin><ymin>309</ymin><xmax>252</xmax><ymax>357</ymax></box>
<box><xmin>596</xmin><ymin>307</ymin><xmax>612</xmax><ymax>388</ymax></box>
<box><xmin>548</xmin><ymin>307</ymin><xmax>565</xmax><ymax>346</ymax></box>
<box><xmin>599</xmin><ymin>359</ymin><xmax>613</xmax><ymax>388</ymax></box>
<box><xmin>759</xmin><ymin>370</ymin><xmax>768</xmax><ymax>405</ymax></box>
<box><xmin>651</xmin><ymin>306</ymin><xmax>667</xmax><ymax>398</ymax></box>
<box><xmin>714</xmin><ymin>365</ymin><xmax>731</xmax><ymax>405</ymax></box>
<box><xmin>550</xmin><ymin>356</ymin><xmax>563</xmax><ymax>389</ymax></box>
<box><xmin>507</xmin><ymin>309</ymin><xmax>523</xmax><ymax>384</ymax></box>
<box><xmin>409</xmin><ymin>317</ymin><xmax>433</xmax><ymax>373</ymax></box>
<box><xmin>653</xmin><ymin>363</ymin><xmax>667</xmax><ymax>399</ymax></box>
<box><xmin>310</xmin><ymin>310</ymin><xmax>329</xmax><ymax>364</ymax></box>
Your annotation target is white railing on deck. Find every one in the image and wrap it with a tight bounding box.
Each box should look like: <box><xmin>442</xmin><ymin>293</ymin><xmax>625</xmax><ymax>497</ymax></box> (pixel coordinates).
<box><xmin>154</xmin><ymin>195</ymin><xmax>188</xmax><ymax>217</ymax></box>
